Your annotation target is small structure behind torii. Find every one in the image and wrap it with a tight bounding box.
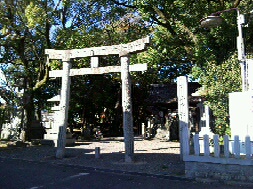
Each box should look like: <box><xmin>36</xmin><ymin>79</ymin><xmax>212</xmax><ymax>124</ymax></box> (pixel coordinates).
<box><xmin>45</xmin><ymin>36</ymin><xmax>150</xmax><ymax>162</ymax></box>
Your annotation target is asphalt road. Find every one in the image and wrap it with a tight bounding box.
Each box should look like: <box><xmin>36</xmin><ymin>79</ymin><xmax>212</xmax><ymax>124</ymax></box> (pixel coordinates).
<box><xmin>0</xmin><ymin>158</ymin><xmax>251</xmax><ymax>189</ymax></box>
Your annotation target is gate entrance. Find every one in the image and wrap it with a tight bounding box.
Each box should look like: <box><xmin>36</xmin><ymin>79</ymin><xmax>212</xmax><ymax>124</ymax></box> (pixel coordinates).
<box><xmin>45</xmin><ymin>36</ymin><xmax>150</xmax><ymax>162</ymax></box>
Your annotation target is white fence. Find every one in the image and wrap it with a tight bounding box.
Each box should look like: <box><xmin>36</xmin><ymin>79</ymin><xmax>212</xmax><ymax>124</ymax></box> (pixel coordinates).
<box><xmin>184</xmin><ymin>134</ymin><xmax>253</xmax><ymax>165</ymax></box>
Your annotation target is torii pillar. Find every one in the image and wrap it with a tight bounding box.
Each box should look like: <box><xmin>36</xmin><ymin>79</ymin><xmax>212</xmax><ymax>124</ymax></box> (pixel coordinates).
<box><xmin>56</xmin><ymin>51</ymin><xmax>71</xmax><ymax>158</ymax></box>
<box><xmin>120</xmin><ymin>51</ymin><xmax>134</xmax><ymax>162</ymax></box>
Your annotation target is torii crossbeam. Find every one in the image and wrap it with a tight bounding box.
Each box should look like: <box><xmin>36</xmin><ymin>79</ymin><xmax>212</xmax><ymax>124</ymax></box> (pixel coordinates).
<box><xmin>45</xmin><ymin>36</ymin><xmax>150</xmax><ymax>162</ymax></box>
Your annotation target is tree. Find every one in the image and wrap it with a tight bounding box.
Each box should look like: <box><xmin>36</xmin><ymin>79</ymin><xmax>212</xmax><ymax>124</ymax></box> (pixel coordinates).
<box><xmin>0</xmin><ymin>63</ymin><xmax>23</xmax><ymax>135</ymax></box>
<box><xmin>192</xmin><ymin>1</ymin><xmax>253</xmax><ymax>136</ymax></box>
<box><xmin>52</xmin><ymin>3</ymin><xmax>151</xmax><ymax>134</ymax></box>
<box><xmin>0</xmin><ymin>0</ymin><xmax>75</xmax><ymax>140</ymax></box>
<box><xmin>111</xmin><ymin>0</ymin><xmax>253</xmax><ymax>136</ymax></box>
<box><xmin>1</xmin><ymin>0</ymin><xmax>251</xmax><ymax>140</ymax></box>
<box><xmin>0</xmin><ymin>0</ymin><xmax>151</xmax><ymax>140</ymax></box>
<box><xmin>192</xmin><ymin>54</ymin><xmax>241</xmax><ymax>136</ymax></box>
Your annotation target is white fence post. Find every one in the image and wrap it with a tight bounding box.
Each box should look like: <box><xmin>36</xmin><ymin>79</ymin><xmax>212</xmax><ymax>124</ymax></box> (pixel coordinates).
<box><xmin>234</xmin><ymin>135</ymin><xmax>240</xmax><ymax>159</ymax></box>
<box><xmin>193</xmin><ymin>134</ymin><xmax>200</xmax><ymax>156</ymax></box>
<box><xmin>183</xmin><ymin>134</ymin><xmax>253</xmax><ymax>165</ymax></box>
<box><xmin>204</xmin><ymin>134</ymin><xmax>210</xmax><ymax>156</ymax></box>
<box><xmin>245</xmin><ymin>135</ymin><xmax>251</xmax><ymax>159</ymax></box>
<box><xmin>224</xmin><ymin>135</ymin><xmax>230</xmax><ymax>158</ymax></box>
<box><xmin>213</xmin><ymin>134</ymin><xmax>220</xmax><ymax>157</ymax></box>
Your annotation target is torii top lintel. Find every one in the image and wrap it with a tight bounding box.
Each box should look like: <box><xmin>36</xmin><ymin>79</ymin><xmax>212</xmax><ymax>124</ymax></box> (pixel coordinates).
<box><xmin>45</xmin><ymin>36</ymin><xmax>150</xmax><ymax>60</ymax></box>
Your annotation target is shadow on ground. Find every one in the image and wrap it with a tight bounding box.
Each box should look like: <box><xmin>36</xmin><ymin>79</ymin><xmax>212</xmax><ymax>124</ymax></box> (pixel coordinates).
<box><xmin>0</xmin><ymin>138</ymin><xmax>184</xmax><ymax>176</ymax></box>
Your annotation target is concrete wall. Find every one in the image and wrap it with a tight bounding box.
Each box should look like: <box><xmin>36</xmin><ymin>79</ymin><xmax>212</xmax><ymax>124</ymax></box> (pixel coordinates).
<box><xmin>185</xmin><ymin>161</ymin><xmax>253</xmax><ymax>184</ymax></box>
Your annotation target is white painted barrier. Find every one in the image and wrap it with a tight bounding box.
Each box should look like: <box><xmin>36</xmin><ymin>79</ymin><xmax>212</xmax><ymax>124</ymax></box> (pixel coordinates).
<box><xmin>184</xmin><ymin>134</ymin><xmax>253</xmax><ymax>165</ymax></box>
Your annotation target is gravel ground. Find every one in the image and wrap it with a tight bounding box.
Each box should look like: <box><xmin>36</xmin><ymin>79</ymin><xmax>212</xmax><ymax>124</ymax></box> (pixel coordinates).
<box><xmin>0</xmin><ymin>137</ymin><xmax>184</xmax><ymax>176</ymax></box>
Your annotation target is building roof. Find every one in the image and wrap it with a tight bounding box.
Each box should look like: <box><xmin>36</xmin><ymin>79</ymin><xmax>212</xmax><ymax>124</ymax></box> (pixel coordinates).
<box><xmin>146</xmin><ymin>82</ymin><xmax>201</xmax><ymax>109</ymax></box>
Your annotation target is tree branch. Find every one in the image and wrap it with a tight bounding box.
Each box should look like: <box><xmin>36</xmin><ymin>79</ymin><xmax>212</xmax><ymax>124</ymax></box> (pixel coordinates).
<box><xmin>233</xmin><ymin>0</ymin><xmax>241</xmax><ymax>7</ymax></box>
<box><xmin>111</xmin><ymin>0</ymin><xmax>137</xmax><ymax>8</ymax></box>
<box><xmin>33</xmin><ymin>64</ymin><xmax>49</xmax><ymax>91</ymax></box>
<box><xmin>152</xmin><ymin>12</ymin><xmax>177</xmax><ymax>36</ymax></box>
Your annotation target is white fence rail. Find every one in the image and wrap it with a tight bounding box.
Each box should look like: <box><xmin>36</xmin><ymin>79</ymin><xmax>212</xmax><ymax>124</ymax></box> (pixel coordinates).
<box><xmin>184</xmin><ymin>134</ymin><xmax>253</xmax><ymax>165</ymax></box>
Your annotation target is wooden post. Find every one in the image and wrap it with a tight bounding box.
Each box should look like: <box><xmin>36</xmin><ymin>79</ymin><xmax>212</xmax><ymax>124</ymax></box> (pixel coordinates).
<box><xmin>120</xmin><ymin>51</ymin><xmax>134</xmax><ymax>163</ymax></box>
<box><xmin>56</xmin><ymin>51</ymin><xmax>71</xmax><ymax>159</ymax></box>
<box><xmin>177</xmin><ymin>76</ymin><xmax>190</xmax><ymax>160</ymax></box>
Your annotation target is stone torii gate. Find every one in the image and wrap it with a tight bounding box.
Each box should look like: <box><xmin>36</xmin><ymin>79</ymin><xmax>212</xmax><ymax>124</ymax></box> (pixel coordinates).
<box><xmin>45</xmin><ymin>36</ymin><xmax>150</xmax><ymax>162</ymax></box>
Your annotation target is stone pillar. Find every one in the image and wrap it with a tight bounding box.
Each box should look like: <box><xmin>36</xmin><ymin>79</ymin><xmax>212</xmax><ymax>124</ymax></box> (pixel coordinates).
<box><xmin>141</xmin><ymin>123</ymin><xmax>145</xmax><ymax>138</ymax></box>
<box><xmin>198</xmin><ymin>103</ymin><xmax>213</xmax><ymax>139</ymax></box>
<box><xmin>56</xmin><ymin>51</ymin><xmax>72</xmax><ymax>159</ymax></box>
<box><xmin>177</xmin><ymin>76</ymin><xmax>190</xmax><ymax>160</ymax></box>
<box><xmin>147</xmin><ymin>119</ymin><xmax>151</xmax><ymax>138</ymax></box>
<box><xmin>120</xmin><ymin>52</ymin><xmax>134</xmax><ymax>163</ymax></box>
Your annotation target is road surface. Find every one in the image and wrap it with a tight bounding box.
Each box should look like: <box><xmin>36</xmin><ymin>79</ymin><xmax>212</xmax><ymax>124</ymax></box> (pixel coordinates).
<box><xmin>0</xmin><ymin>157</ymin><xmax>251</xmax><ymax>189</ymax></box>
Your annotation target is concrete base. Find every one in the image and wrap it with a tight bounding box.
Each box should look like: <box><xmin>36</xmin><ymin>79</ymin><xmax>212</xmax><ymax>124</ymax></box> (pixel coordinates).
<box><xmin>185</xmin><ymin>161</ymin><xmax>253</xmax><ymax>183</ymax></box>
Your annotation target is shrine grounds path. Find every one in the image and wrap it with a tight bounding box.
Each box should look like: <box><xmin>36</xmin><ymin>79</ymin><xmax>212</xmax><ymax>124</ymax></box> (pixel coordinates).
<box><xmin>0</xmin><ymin>137</ymin><xmax>184</xmax><ymax>176</ymax></box>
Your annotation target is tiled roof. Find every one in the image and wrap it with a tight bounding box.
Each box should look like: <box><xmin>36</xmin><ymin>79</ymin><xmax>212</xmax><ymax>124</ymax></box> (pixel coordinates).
<box><xmin>147</xmin><ymin>83</ymin><xmax>201</xmax><ymax>105</ymax></box>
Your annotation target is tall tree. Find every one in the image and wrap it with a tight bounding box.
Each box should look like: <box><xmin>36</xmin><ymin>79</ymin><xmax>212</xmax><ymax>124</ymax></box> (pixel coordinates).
<box><xmin>192</xmin><ymin>0</ymin><xmax>253</xmax><ymax>136</ymax></box>
<box><xmin>0</xmin><ymin>0</ymin><xmax>150</xmax><ymax>140</ymax></box>
<box><xmin>111</xmin><ymin>0</ymin><xmax>253</xmax><ymax>136</ymax></box>
<box><xmin>0</xmin><ymin>0</ymin><xmax>81</xmax><ymax>140</ymax></box>
<box><xmin>52</xmin><ymin>2</ymin><xmax>151</xmax><ymax>133</ymax></box>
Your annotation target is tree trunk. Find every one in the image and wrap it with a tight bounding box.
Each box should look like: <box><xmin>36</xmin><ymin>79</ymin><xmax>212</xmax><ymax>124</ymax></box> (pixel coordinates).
<box><xmin>23</xmin><ymin>88</ymin><xmax>35</xmax><ymax>141</ymax></box>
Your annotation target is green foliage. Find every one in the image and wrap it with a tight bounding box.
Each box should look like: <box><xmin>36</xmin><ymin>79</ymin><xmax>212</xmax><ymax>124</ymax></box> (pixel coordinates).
<box><xmin>0</xmin><ymin>0</ymin><xmax>70</xmax><ymax>139</ymax></box>
<box><xmin>25</xmin><ymin>2</ymin><xmax>47</xmax><ymax>29</ymax></box>
<box><xmin>52</xmin><ymin>3</ymin><xmax>151</xmax><ymax>126</ymax></box>
<box><xmin>188</xmin><ymin>1</ymin><xmax>253</xmax><ymax>136</ymax></box>
<box><xmin>1</xmin><ymin>0</ymin><xmax>253</xmax><ymax>138</ymax></box>
<box><xmin>193</xmin><ymin>54</ymin><xmax>241</xmax><ymax>136</ymax></box>
<box><xmin>125</xmin><ymin>0</ymin><xmax>253</xmax><ymax>136</ymax></box>
<box><xmin>136</xmin><ymin>26</ymin><xmax>194</xmax><ymax>83</ymax></box>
